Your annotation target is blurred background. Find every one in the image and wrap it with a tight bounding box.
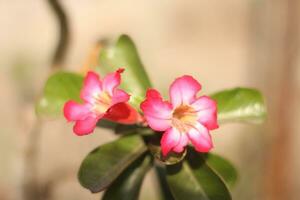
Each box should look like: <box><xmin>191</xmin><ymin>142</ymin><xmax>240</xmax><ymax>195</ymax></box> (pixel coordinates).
<box><xmin>1</xmin><ymin>0</ymin><xmax>300</xmax><ymax>200</ymax></box>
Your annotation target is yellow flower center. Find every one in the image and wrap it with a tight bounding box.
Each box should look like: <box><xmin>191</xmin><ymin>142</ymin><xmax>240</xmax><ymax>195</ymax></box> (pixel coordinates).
<box><xmin>92</xmin><ymin>91</ymin><xmax>112</xmax><ymax>114</ymax></box>
<box><xmin>172</xmin><ymin>105</ymin><xmax>197</xmax><ymax>133</ymax></box>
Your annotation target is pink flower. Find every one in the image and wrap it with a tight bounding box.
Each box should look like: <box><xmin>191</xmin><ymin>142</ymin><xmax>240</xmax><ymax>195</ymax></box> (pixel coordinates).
<box><xmin>140</xmin><ymin>75</ymin><xmax>218</xmax><ymax>156</ymax></box>
<box><xmin>64</xmin><ymin>69</ymin><xmax>139</xmax><ymax>136</ymax></box>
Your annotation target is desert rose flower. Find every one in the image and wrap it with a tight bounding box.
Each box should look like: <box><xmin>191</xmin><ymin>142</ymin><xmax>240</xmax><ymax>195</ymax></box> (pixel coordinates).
<box><xmin>64</xmin><ymin>69</ymin><xmax>139</xmax><ymax>135</ymax></box>
<box><xmin>141</xmin><ymin>75</ymin><xmax>218</xmax><ymax>156</ymax></box>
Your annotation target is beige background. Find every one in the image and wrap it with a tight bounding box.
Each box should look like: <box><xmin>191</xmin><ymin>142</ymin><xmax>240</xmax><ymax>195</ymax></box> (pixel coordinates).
<box><xmin>1</xmin><ymin>1</ymin><xmax>300</xmax><ymax>200</ymax></box>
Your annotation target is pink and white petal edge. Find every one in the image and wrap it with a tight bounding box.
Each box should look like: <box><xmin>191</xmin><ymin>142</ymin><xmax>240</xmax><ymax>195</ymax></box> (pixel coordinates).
<box><xmin>143</xmin><ymin>116</ymin><xmax>172</xmax><ymax>132</ymax></box>
<box><xmin>140</xmin><ymin>89</ymin><xmax>173</xmax><ymax>131</ymax></box>
<box><xmin>64</xmin><ymin>101</ymin><xmax>91</xmax><ymax>121</ymax></box>
<box><xmin>161</xmin><ymin>128</ymin><xmax>181</xmax><ymax>156</ymax></box>
<box><xmin>172</xmin><ymin>134</ymin><xmax>189</xmax><ymax>153</ymax></box>
<box><xmin>169</xmin><ymin>75</ymin><xmax>202</xmax><ymax>107</ymax></box>
<box><xmin>192</xmin><ymin>96</ymin><xmax>218</xmax><ymax>130</ymax></box>
<box><xmin>73</xmin><ymin>116</ymin><xmax>99</xmax><ymax>136</ymax></box>
<box><xmin>102</xmin><ymin>68</ymin><xmax>124</xmax><ymax>95</ymax></box>
<box><xmin>80</xmin><ymin>71</ymin><xmax>102</xmax><ymax>103</ymax></box>
<box><xmin>111</xmin><ymin>89</ymin><xmax>130</xmax><ymax>105</ymax></box>
<box><xmin>187</xmin><ymin>123</ymin><xmax>213</xmax><ymax>152</ymax></box>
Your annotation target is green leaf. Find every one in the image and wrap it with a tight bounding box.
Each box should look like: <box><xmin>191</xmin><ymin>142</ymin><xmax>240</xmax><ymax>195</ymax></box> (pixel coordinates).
<box><xmin>98</xmin><ymin>35</ymin><xmax>152</xmax><ymax>108</ymax></box>
<box><xmin>155</xmin><ymin>166</ymin><xmax>175</xmax><ymax>200</ymax></box>
<box><xmin>204</xmin><ymin>154</ymin><xmax>238</xmax><ymax>189</ymax></box>
<box><xmin>36</xmin><ymin>71</ymin><xmax>83</xmax><ymax>116</ymax></box>
<box><xmin>36</xmin><ymin>71</ymin><xmax>120</xmax><ymax>129</ymax></box>
<box><xmin>96</xmin><ymin>120</ymin><xmax>119</xmax><ymax>130</ymax></box>
<box><xmin>78</xmin><ymin>135</ymin><xmax>147</xmax><ymax>193</ymax></box>
<box><xmin>114</xmin><ymin>124</ymin><xmax>140</xmax><ymax>135</ymax></box>
<box><xmin>112</xmin><ymin>124</ymin><xmax>154</xmax><ymax>137</ymax></box>
<box><xmin>102</xmin><ymin>155</ymin><xmax>152</xmax><ymax>200</ymax></box>
<box><xmin>211</xmin><ymin>87</ymin><xmax>266</xmax><ymax>123</ymax></box>
<box><xmin>166</xmin><ymin>150</ymin><xmax>231</xmax><ymax>200</ymax></box>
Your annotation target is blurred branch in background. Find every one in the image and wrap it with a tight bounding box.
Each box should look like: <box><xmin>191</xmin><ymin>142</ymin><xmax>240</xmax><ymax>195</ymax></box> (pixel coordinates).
<box><xmin>48</xmin><ymin>0</ymin><xmax>70</xmax><ymax>69</ymax></box>
<box><xmin>266</xmin><ymin>0</ymin><xmax>299</xmax><ymax>199</ymax></box>
<box><xmin>23</xmin><ymin>0</ymin><xmax>70</xmax><ymax>199</ymax></box>
<box><xmin>249</xmin><ymin>0</ymin><xmax>299</xmax><ymax>199</ymax></box>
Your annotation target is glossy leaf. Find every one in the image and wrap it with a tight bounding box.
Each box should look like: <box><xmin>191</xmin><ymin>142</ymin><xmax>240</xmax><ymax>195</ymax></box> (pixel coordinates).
<box><xmin>204</xmin><ymin>153</ymin><xmax>238</xmax><ymax>189</ymax></box>
<box><xmin>98</xmin><ymin>35</ymin><xmax>152</xmax><ymax>108</ymax></box>
<box><xmin>112</xmin><ymin>124</ymin><xmax>154</xmax><ymax>137</ymax></box>
<box><xmin>36</xmin><ymin>71</ymin><xmax>83</xmax><ymax>116</ymax></box>
<box><xmin>102</xmin><ymin>155</ymin><xmax>152</xmax><ymax>200</ymax></box>
<box><xmin>114</xmin><ymin>124</ymin><xmax>140</xmax><ymax>135</ymax></box>
<box><xmin>96</xmin><ymin>119</ymin><xmax>119</xmax><ymax>130</ymax></box>
<box><xmin>155</xmin><ymin>166</ymin><xmax>175</xmax><ymax>200</ymax></box>
<box><xmin>211</xmin><ymin>88</ymin><xmax>266</xmax><ymax>123</ymax></box>
<box><xmin>166</xmin><ymin>150</ymin><xmax>231</xmax><ymax>200</ymax></box>
<box><xmin>36</xmin><ymin>71</ymin><xmax>125</xmax><ymax>129</ymax></box>
<box><xmin>78</xmin><ymin>135</ymin><xmax>147</xmax><ymax>193</ymax></box>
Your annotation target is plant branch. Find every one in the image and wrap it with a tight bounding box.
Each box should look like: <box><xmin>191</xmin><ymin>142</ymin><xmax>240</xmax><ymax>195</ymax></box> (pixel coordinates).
<box><xmin>47</xmin><ymin>0</ymin><xmax>70</xmax><ymax>68</ymax></box>
<box><xmin>23</xmin><ymin>0</ymin><xmax>70</xmax><ymax>199</ymax></box>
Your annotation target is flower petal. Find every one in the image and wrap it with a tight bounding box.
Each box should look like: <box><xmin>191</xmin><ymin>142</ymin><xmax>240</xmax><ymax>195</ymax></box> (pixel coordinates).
<box><xmin>73</xmin><ymin>116</ymin><xmax>99</xmax><ymax>136</ymax></box>
<box><xmin>146</xmin><ymin>89</ymin><xmax>161</xmax><ymax>99</ymax></box>
<box><xmin>80</xmin><ymin>71</ymin><xmax>102</xmax><ymax>103</ymax></box>
<box><xmin>172</xmin><ymin>133</ymin><xmax>189</xmax><ymax>153</ymax></box>
<box><xmin>102</xmin><ymin>68</ymin><xmax>124</xmax><ymax>95</ymax></box>
<box><xmin>63</xmin><ymin>101</ymin><xmax>91</xmax><ymax>121</ymax></box>
<box><xmin>169</xmin><ymin>75</ymin><xmax>202</xmax><ymax>107</ymax></box>
<box><xmin>104</xmin><ymin>103</ymin><xmax>140</xmax><ymax>124</ymax></box>
<box><xmin>140</xmin><ymin>89</ymin><xmax>173</xmax><ymax>131</ymax></box>
<box><xmin>192</xmin><ymin>96</ymin><xmax>218</xmax><ymax>130</ymax></box>
<box><xmin>161</xmin><ymin>128</ymin><xmax>180</xmax><ymax>156</ymax></box>
<box><xmin>111</xmin><ymin>89</ymin><xmax>130</xmax><ymax>105</ymax></box>
<box><xmin>187</xmin><ymin>123</ymin><xmax>213</xmax><ymax>152</ymax></box>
